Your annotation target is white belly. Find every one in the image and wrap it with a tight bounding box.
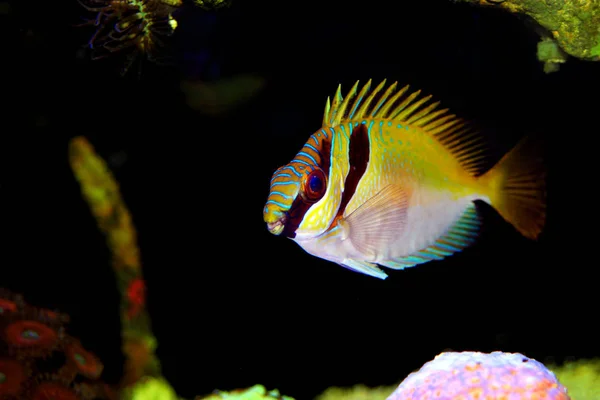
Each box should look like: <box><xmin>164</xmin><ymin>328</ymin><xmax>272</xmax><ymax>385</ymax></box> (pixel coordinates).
<box><xmin>292</xmin><ymin>187</ymin><xmax>487</xmax><ymax>268</ymax></box>
<box><xmin>377</xmin><ymin>189</ymin><xmax>483</xmax><ymax>261</ymax></box>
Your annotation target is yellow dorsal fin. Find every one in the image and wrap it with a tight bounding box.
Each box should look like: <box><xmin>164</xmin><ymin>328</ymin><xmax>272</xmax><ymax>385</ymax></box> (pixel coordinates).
<box><xmin>376</xmin><ymin>85</ymin><xmax>411</xmax><ymax>119</ymax></box>
<box><xmin>322</xmin><ymin>97</ymin><xmax>331</xmax><ymax>126</ymax></box>
<box><xmin>326</xmin><ymin>85</ymin><xmax>344</xmax><ymax>126</ymax></box>
<box><xmin>331</xmin><ymin>80</ymin><xmax>359</xmax><ymax>126</ymax></box>
<box><xmin>322</xmin><ymin>79</ymin><xmax>491</xmax><ymax>176</ymax></box>
<box><xmin>354</xmin><ymin>79</ymin><xmax>384</xmax><ymax>119</ymax></box>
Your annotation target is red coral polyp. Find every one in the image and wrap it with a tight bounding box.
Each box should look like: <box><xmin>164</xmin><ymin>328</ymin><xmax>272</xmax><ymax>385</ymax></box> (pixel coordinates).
<box><xmin>65</xmin><ymin>341</ymin><xmax>104</xmax><ymax>379</ymax></box>
<box><xmin>3</xmin><ymin>320</ymin><xmax>59</xmax><ymax>349</ymax></box>
<box><xmin>0</xmin><ymin>358</ymin><xmax>27</xmax><ymax>396</ymax></box>
<box><xmin>31</xmin><ymin>382</ymin><xmax>80</xmax><ymax>400</ymax></box>
<box><xmin>36</xmin><ymin>308</ymin><xmax>71</xmax><ymax>324</ymax></box>
<box><xmin>0</xmin><ymin>298</ymin><xmax>17</xmax><ymax>315</ymax></box>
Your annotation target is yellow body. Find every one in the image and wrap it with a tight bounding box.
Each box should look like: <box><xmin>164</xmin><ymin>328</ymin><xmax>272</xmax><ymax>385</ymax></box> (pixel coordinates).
<box><xmin>343</xmin><ymin>118</ymin><xmax>488</xmax><ymax>214</ymax></box>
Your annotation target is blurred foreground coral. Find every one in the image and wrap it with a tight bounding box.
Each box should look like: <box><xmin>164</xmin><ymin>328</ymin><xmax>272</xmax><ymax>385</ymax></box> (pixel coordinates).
<box><xmin>0</xmin><ymin>289</ymin><xmax>112</xmax><ymax>399</ymax></box>
<box><xmin>549</xmin><ymin>359</ymin><xmax>600</xmax><ymax>400</ymax></box>
<box><xmin>197</xmin><ymin>385</ymin><xmax>294</xmax><ymax>400</ymax></box>
<box><xmin>316</xmin><ymin>384</ymin><xmax>396</xmax><ymax>400</ymax></box>
<box><xmin>180</xmin><ymin>74</ymin><xmax>266</xmax><ymax>116</ymax></box>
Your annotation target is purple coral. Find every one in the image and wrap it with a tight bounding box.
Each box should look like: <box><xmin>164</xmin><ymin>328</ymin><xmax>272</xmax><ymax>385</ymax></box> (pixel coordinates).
<box><xmin>387</xmin><ymin>351</ymin><xmax>570</xmax><ymax>400</ymax></box>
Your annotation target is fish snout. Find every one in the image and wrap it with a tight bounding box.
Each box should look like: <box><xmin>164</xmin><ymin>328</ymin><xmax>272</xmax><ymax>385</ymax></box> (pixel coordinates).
<box><xmin>266</xmin><ymin>215</ymin><xmax>286</xmax><ymax>235</ymax></box>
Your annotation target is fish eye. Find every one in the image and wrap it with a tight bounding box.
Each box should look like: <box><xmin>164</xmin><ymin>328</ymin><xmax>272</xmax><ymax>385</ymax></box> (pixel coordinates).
<box><xmin>301</xmin><ymin>168</ymin><xmax>327</xmax><ymax>203</ymax></box>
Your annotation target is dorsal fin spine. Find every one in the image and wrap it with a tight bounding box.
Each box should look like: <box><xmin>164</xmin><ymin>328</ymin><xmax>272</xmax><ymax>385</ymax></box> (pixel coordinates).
<box><xmin>387</xmin><ymin>90</ymin><xmax>421</xmax><ymax>120</ymax></box>
<box><xmin>393</xmin><ymin>94</ymin><xmax>432</xmax><ymax>121</ymax></box>
<box><xmin>369</xmin><ymin>82</ymin><xmax>399</xmax><ymax>118</ymax></box>
<box><xmin>348</xmin><ymin>79</ymin><xmax>372</xmax><ymax>120</ymax></box>
<box><xmin>428</xmin><ymin>120</ymin><xmax>464</xmax><ymax>136</ymax></box>
<box><xmin>322</xmin><ymin>79</ymin><xmax>492</xmax><ymax>176</ymax></box>
<box><xmin>334</xmin><ymin>81</ymin><xmax>359</xmax><ymax>126</ymax></box>
<box><xmin>323</xmin><ymin>97</ymin><xmax>331</xmax><ymax>126</ymax></box>
<box><xmin>421</xmin><ymin>114</ymin><xmax>457</xmax><ymax>130</ymax></box>
<box><xmin>377</xmin><ymin>85</ymin><xmax>411</xmax><ymax>119</ymax></box>
<box><xmin>355</xmin><ymin>79</ymin><xmax>386</xmax><ymax>119</ymax></box>
<box><xmin>328</xmin><ymin>85</ymin><xmax>343</xmax><ymax>125</ymax></box>
<box><xmin>407</xmin><ymin>102</ymin><xmax>442</xmax><ymax>125</ymax></box>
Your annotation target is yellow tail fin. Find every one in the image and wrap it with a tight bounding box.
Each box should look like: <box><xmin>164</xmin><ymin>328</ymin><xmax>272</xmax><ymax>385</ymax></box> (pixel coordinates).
<box><xmin>480</xmin><ymin>135</ymin><xmax>546</xmax><ymax>240</ymax></box>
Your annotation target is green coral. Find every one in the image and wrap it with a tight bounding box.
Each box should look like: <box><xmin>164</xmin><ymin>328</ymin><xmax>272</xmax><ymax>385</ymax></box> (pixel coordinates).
<box><xmin>315</xmin><ymin>384</ymin><xmax>397</xmax><ymax>400</ymax></box>
<box><xmin>458</xmin><ymin>0</ymin><xmax>600</xmax><ymax>62</ymax></box>
<box><xmin>537</xmin><ymin>37</ymin><xmax>568</xmax><ymax>73</ymax></box>
<box><xmin>198</xmin><ymin>385</ymin><xmax>295</xmax><ymax>400</ymax></box>
<box><xmin>194</xmin><ymin>0</ymin><xmax>231</xmax><ymax>9</ymax></box>
<box><xmin>549</xmin><ymin>359</ymin><xmax>600</xmax><ymax>400</ymax></box>
<box><xmin>591</xmin><ymin>33</ymin><xmax>600</xmax><ymax>57</ymax></box>
<box><xmin>120</xmin><ymin>376</ymin><xmax>180</xmax><ymax>400</ymax></box>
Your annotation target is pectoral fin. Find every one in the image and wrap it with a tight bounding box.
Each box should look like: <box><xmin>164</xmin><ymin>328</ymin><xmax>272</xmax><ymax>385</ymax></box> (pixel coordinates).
<box><xmin>339</xmin><ymin>259</ymin><xmax>388</xmax><ymax>280</ymax></box>
<box><xmin>340</xmin><ymin>184</ymin><xmax>409</xmax><ymax>258</ymax></box>
<box><xmin>380</xmin><ymin>203</ymin><xmax>481</xmax><ymax>270</ymax></box>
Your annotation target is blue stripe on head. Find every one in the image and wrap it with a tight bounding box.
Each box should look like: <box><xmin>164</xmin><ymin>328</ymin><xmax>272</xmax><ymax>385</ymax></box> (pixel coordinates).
<box><xmin>296</xmin><ymin>151</ymin><xmax>318</xmax><ymax>165</ymax></box>
<box><xmin>281</xmin><ymin>165</ymin><xmax>302</xmax><ymax>178</ymax></box>
<box><xmin>264</xmin><ymin>127</ymin><xmax>333</xmax><ymax>235</ymax></box>
<box><xmin>271</xmin><ymin>172</ymin><xmax>291</xmax><ymax>181</ymax></box>
<box><xmin>304</xmin><ymin>143</ymin><xmax>321</xmax><ymax>156</ymax></box>
<box><xmin>264</xmin><ymin>161</ymin><xmax>307</xmax><ymax>221</ymax></box>
<box><xmin>265</xmin><ymin>199</ymin><xmax>290</xmax><ymax>209</ymax></box>
<box><xmin>269</xmin><ymin>191</ymin><xmax>294</xmax><ymax>200</ymax></box>
<box><xmin>270</xmin><ymin>180</ymin><xmax>300</xmax><ymax>188</ymax></box>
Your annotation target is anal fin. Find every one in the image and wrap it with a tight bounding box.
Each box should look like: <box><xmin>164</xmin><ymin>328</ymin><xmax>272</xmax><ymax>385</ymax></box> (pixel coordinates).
<box><xmin>339</xmin><ymin>259</ymin><xmax>388</xmax><ymax>280</ymax></box>
<box><xmin>380</xmin><ymin>204</ymin><xmax>481</xmax><ymax>270</ymax></box>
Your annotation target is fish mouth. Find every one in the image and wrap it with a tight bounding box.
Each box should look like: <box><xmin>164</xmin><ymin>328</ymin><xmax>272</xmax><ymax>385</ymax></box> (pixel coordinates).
<box><xmin>267</xmin><ymin>217</ymin><xmax>286</xmax><ymax>235</ymax></box>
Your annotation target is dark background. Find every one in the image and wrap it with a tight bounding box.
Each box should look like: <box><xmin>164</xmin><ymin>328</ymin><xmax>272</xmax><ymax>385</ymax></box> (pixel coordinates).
<box><xmin>1</xmin><ymin>0</ymin><xmax>598</xmax><ymax>398</ymax></box>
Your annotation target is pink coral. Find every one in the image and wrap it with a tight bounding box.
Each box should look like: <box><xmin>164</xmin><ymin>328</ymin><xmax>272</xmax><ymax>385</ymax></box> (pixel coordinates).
<box><xmin>387</xmin><ymin>351</ymin><xmax>570</xmax><ymax>400</ymax></box>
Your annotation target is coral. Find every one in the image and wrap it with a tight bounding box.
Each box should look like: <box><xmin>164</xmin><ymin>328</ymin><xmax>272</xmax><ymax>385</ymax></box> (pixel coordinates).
<box><xmin>29</xmin><ymin>379</ymin><xmax>85</xmax><ymax>400</ymax></box>
<box><xmin>120</xmin><ymin>376</ymin><xmax>180</xmax><ymax>400</ymax></box>
<box><xmin>0</xmin><ymin>358</ymin><xmax>29</xmax><ymax>398</ymax></box>
<box><xmin>549</xmin><ymin>359</ymin><xmax>600</xmax><ymax>400</ymax></box>
<box><xmin>313</xmin><ymin>359</ymin><xmax>599</xmax><ymax>400</ymax></box>
<box><xmin>75</xmin><ymin>0</ymin><xmax>232</xmax><ymax>75</ymax></box>
<box><xmin>193</xmin><ymin>0</ymin><xmax>231</xmax><ymax>10</ymax></box>
<box><xmin>0</xmin><ymin>289</ymin><xmax>110</xmax><ymax>400</ymax></box>
<box><xmin>0</xmin><ymin>290</ymin><xmax>23</xmax><ymax>316</ymax></box>
<box><xmin>537</xmin><ymin>37</ymin><xmax>568</xmax><ymax>73</ymax></box>
<box><xmin>62</xmin><ymin>339</ymin><xmax>105</xmax><ymax>381</ymax></box>
<box><xmin>386</xmin><ymin>351</ymin><xmax>570</xmax><ymax>399</ymax></box>
<box><xmin>76</xmin><ymin>0</ymin><xmax>181</xmax><ymax>75</ymax></box>
<box><xmin>0</xmin><ymin>295</ymin><xmax>68</xmax><ymax>363</ymax></box>
<box><xmin>197</xmin><ymin>385</ymin><xmax>294</xmax><ymax>400</ymax></box>
<box><xmin>69</xmin><ymin>136</ymin><xmax>162</xmax><ymax>389</ymax></box>
<box><xmin>315</xmin><ymin>384</ymin><xmax>397</xmax><ymax>400</ymax></box>
<box><xmin>457</xmin><ymin>0</ymin><xmax>600</xmax><ymax>70</ymax></box>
